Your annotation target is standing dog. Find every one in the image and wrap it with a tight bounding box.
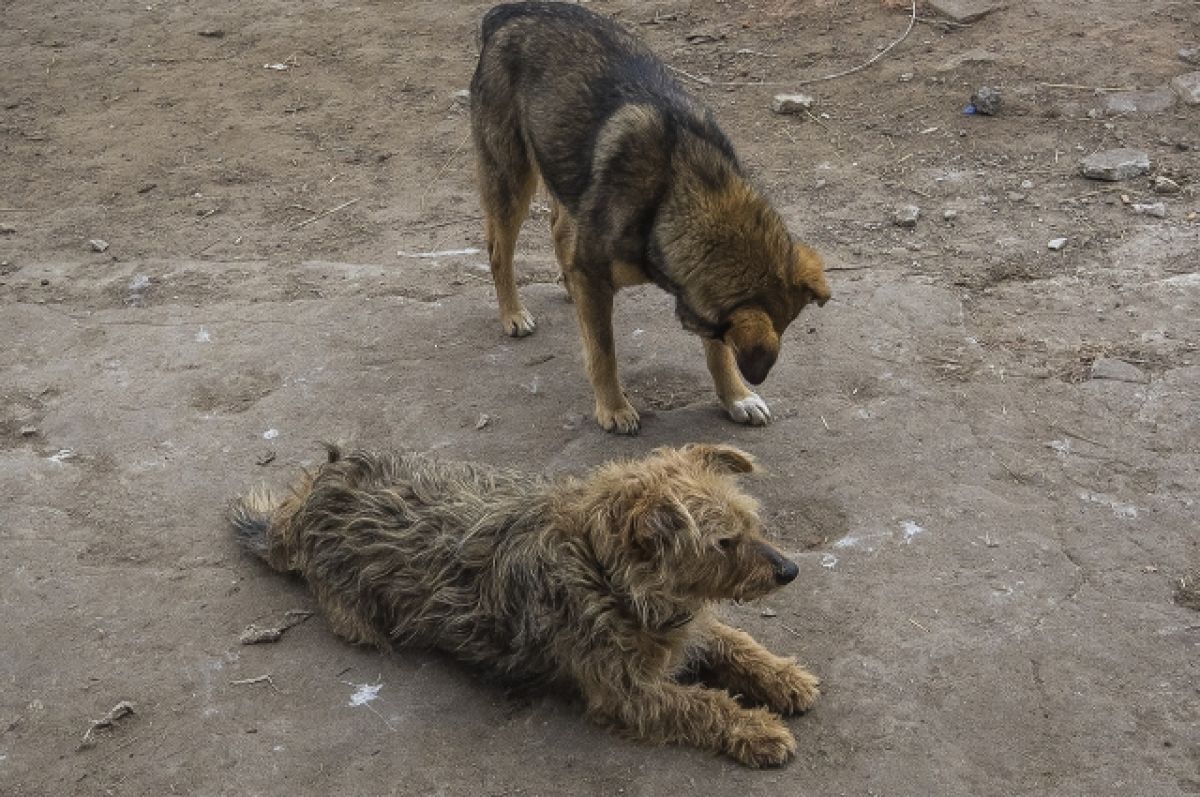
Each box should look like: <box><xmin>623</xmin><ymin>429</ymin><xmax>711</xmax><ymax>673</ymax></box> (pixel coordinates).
<box><xmin>470</xmin><ymin>2</ymin><xmax>831</xmax><ymax>434</ymax></box>
<box><xmin>231</xmin><ymin>444</ymin><xmax>821</xmax><ymax>766</ymax></box>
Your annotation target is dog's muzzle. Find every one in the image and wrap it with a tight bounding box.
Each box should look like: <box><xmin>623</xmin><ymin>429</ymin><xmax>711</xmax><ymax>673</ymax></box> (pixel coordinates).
<box><xmin>757</xmin><ymin>542</ymin><xmax>799</xmax><ymax>586</ymax></box>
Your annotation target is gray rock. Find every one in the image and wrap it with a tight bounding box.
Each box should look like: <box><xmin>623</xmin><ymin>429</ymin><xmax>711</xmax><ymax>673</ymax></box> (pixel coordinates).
<box><xmin>893</xmin><ymin>205</ymin><xmax>921</xmax><ymax>228</ymax></box>
<box><xmin>1047</xmin><ymin>237</ymin><xmax>1068</xmax><ymax>251</ymax></box>
<box><xmin>943</xmin><ymin>209</ymin><xmax>959</xmax><ymax>221</ymax></box>
<box><xmin>1152</xmin><ymin>176</ymin><xmax>1181</xmax><ymax>195</ymax></box>
<box><xmin>1132</xmin><ymin>202</ymin><xmax>1167</xmax><ymax>218</ymax></box>
<box><xmin>1180</xmin><ymin>46</ymin><xmax>1200</xmax><ymax>66</ymax></box>
<box><xmin>1079</xmin><ymin>148</ymin><xmax>1151</xmax><ymax>181</ymax></box>
<box><xmin>937</xmin><ymin>48</ymin><xmax>999</xmax><ymax>72</ymax></box>
<box><xmin>1101</xmin><ymin>86</ymin><xmax>1177</xmax><ymax>115</ymax></box>
<box><xmin>927</xmin><ymin>0</ymin><xmax>1000</xmax><ymax>24</ymax></box>
<box><xmin>771</xmin><ymin>93</ymin><xmax>815</xmax><ymax>115</ymax></box>
<box><xmin>452</xmin><ymin>89</ymin><xmax>471</xmax><ymax>104</ymax></box>
<box><xmin>88</xmin><ymin>239</ymin><xmax>110</xmax><ymax>253</ymax></box>
<box><xmin>1170</xmin><ymin>71</ymin><xmax>1200</xmax><ymax>105</ymax></box>
<box><xmin>0</xmin><ymin>224</ymin><xmax>15</xmax><ymax>235</ymax></box>
<box><xmin>1089</xmin><ymin>358</ymin><xmax>1147</xmax><ymax>384</ymax></box>
<box><xmin>19</xmin><ymin>425</ymin><xmax>38</xmax><ymax>437</ymax></box>
<box><xmin>970</xmin><ymin>86</ymin><xmax>1002</xmax><ymax>115</ymax></box>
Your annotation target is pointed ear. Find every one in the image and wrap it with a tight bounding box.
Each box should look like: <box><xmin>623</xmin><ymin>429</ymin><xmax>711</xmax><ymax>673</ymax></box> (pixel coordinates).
<box><xmin>793</xmin><ymin>243</ymin><xmax>831</xmax><ymax>307</ymax></box>
<box><xmin>682</xmin><ymin>443</ymin><xmax>758</xmax><ymax>475</ymax></box>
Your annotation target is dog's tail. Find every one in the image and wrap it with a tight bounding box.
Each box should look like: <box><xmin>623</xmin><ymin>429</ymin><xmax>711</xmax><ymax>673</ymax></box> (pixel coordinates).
<box><xmin>229</xmin><ymin>484</ymin><xmax>283</xmax><ymax>564</ymax></box>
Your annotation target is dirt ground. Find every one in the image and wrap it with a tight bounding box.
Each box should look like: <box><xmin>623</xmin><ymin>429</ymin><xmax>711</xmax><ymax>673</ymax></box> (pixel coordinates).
<box><xmin>2</xmin><ymin>0</ymin><xmax>1198</xmax><ymax>794</ymax></box>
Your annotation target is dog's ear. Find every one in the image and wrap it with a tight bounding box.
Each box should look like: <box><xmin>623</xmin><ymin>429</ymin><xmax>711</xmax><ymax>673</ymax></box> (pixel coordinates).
<box><xmin>625</xmin><ymin>491</ymin><xmax>693</xmax><ymax>551</ymax></box>
<box><xmin>683</xmin><ymin>443</ymin><xmax>758</xmax><ymax>475</ymax></box>
<box><xmin>793</xmin><ymin>243</ymin><xmax>831</xmax><ymax>307</ymax></box>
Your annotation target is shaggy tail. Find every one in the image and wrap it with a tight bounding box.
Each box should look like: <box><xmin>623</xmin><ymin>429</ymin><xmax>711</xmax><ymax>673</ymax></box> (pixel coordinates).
<box><xmin>230</xmin><ymin>444</ymin><xmax>341</xmax><ymax>566</ymax></box>
<box><xmin>229</xmin><ymin>484</ymin><xmax>282</xmax><ymax>562</ymax></box>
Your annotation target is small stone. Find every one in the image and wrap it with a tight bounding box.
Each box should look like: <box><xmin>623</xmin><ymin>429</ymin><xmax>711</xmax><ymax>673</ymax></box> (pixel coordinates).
<box><xmin>1152</xmin><ymin>176</ymin><xmax>1181</xmax><ymax>195</ymax></box>
<box><xmin>970</xmin><ymin>86</ymin><xmax>1002</xmax><ymax>115</ymax></box>
<box><xmin>474</xmin><ymin>413</ymin><xmax>492</xmax><ymax>430</ymax></box>
<box><xmin>943</xmin><ymin>209</ymin><xmax>959</xmax><ymax>221</ymax></box>
<box><xmin>893</xmin><ymin>205</ymin><xmax>921</xmax><ymax>228</ymax></box>
<box><xmin>19</xmin><ymin>425</ymin><xmax>38</xmax><ymax>437</ymax></box>
<box><xmin>760</xmin><ymin>608</ymin><xmax>778</xmax><ymax>618</ymax></box>
<box><xmin>1170</xmin><ymin>71</ymin><xmax>1200</xmax><ymax>105</ymax></box>
<box><xmin>0</xmin><ymin>224</ymin><xmax>15</xmax><ymax>235</ymax></box>
<box><xmin>88</xmin><ymin>239</ymin><xmax>109</xmax><ymax>253</ymax></box>
<box><xmin>452</xmin><ymin>89</ymin><xmax>471</xmax><ymax>104</ymax></box>
<box><xmin>562</xmin><ymin>413</ymin><xmax>585</xmax><ymax>430</ymax></box>
<box><xmin>898</xmin><ymin>72</ymin><xmax>914</xmax><ymax>82</ymax></box>
<box><xmin>1180</xmin><ymin>46</ymin><xmax>1200</xmax><ymax>66</ymax></box>
<box><xmin>937</xmin><ymin>48</ymin><xmax>998</xmax><ymax>73</ymax></box>
<box><xmin>1047</xmin><ymin>237</ymin><xmax>1068</xmax><ymax>251</ymax></box>
<box><xmin>1101</xmin><ymin>86</ymin><xmax>1177</xmax><ymax>115</ymax></box>
<box><xmin>1006</xmin><ymin>191</ymin><xmax>1026</xmax><ymax>202</ymax></box>
<box><xmin>927</xmin><ymin>0</ymin><xmax>1000</xmax><ymax>23</ymax></box>
<box><xmin>197</xmin><ymin>28</ymin><xmax>225</xmax><ymax>38</ymax></box>
<box><xmin>1020</xmin><ymin>179</ymin><xmax>1034</xmax><ymax>190</ymax></box>
<box><xmin>1131</xmin><ymin>202</ymin><xmax>1167</xmax><ymax>218</ymax></box>
<box><xmin>1079</xmin><ymin>148</ymin><xmax>1151</xmax><ymax>181</ymax></box>
<box><xmin>1089</xmin><ymin>358</ymin><xmax>1147</xmax><ymax>384</ymax></box>
<box><xmin>771</xmin><ymin>93</ymin><xmax>815</xmax><ymax>115</ymax></box>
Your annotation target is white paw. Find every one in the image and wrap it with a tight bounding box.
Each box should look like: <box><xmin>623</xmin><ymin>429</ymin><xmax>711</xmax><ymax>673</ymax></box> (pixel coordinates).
<box><xmin>727</xmin><ymin>393</ymin><xmax>772</xmax><ymax>426</ymax></box>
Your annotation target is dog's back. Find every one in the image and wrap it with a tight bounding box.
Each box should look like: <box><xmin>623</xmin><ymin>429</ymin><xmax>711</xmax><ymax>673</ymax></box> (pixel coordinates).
<box><xmin>230</xmin><ymin>449</ymin><xmax>570</xmax><ymax>682</ymax></box>
<box><xmin>473</xmin><ymin>1</ymin><xmax>736</xmax><ymax>210</ymax></box>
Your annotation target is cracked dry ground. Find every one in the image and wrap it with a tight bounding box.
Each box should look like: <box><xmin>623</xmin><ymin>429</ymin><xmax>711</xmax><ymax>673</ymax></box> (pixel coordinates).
<box><xmin>2</xmin><ymin>0</ymin><xmax>1198</xmax><ymax>795</ymax></box>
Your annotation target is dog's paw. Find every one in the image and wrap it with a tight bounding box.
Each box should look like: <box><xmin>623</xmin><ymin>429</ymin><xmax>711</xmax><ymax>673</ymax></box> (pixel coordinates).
<box><xmin>726</xmin><ymin>709</ymin><xmax>796</xmax><ymax>768</ymax></box>
<box><xmin>595</xmin><ymin>402</ymin><xmax>641</xmax><ymax>435</ymax></box>
<box><xmin>502</xmin><ymin>308</ymin><xmax>536</xmax><ymax>337</ymax></box>
<box><xmin>726</xmin><ymin>393</ymin><xmax>772</xmax><ymax>426</ymax></box>
<box><xmin>763</xmin><ymin>662</ymin><xmax>821</xmax><ymax>716</ymax></box>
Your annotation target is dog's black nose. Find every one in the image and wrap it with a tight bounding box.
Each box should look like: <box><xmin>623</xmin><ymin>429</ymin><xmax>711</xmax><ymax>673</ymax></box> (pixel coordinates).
<box><xmin>775</xmin><ymin>559</ymin><xmax>799</xmax><ymax>585</ymax></box>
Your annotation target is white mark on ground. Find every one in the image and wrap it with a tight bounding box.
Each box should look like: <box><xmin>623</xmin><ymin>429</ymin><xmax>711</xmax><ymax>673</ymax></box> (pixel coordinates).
<box><xmin>820</xmin><ymin>553</ymin><xmax>838</xmax><ymax>570</ymax></box>
<box><xmin>902</xmin><ymin>521</ymin><xmax>925</xmax><ymax>543</ymax></box>
<box><xmin>348</xmin><ymin>682</ymin><xmax>382</xmax><ymax>707</ymax></box>
<box><xmin>128</xmin><ymin>274</ymin><xmax>151</xmax><ymax>291</ymax></box>
<box><xmin>1047</xmin><ymin>439</ymin><xmax>1071</xmax><ymax>458</ymax></box>
<box><xmin>195</xmin><ymin>326</ymin><xmax>211</xmax><ymax>343</ymax></box>
<box><xmin>1079</xmin><ymin>491</ymin><xmax>1139</xmax><ymax>518</ymax></box>
<box><xmin>397</xmin><ymin>248</ymin><xmax>481</xmax><ymax>259</ymax></box>
<box><xmin>631</xmin><ymin>328</ymin><xmax>645</xmax><ymax>338</ymax></box>
<box><xmin>262</xmin><ymin>428</ymin><xmax>280</xmax><ymax>440</ymax></box>
<box><xmin>47</xmin><ymin>449</ymin><xmax>75</xmax><ymax>464</ymax></box>
<box><xmin>272</xmin><ymin>745</ymin><xmax>285</xmax><ymax>753</ymax></box>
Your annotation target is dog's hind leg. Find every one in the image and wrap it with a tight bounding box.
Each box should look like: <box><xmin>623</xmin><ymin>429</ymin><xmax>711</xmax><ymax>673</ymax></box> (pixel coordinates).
<box><xmin>549</xmin><ymin>198</ymin><xmax>576</xmax><ymax>303</ymax></box>
<box><xmin>472</xmin><ymin>105</ymin><xmax>538</xmax><ymax>337</ymax></box>
<box><xmin>694</xmin><ymin>620</ymin><xmax>820</xmax><ymax>716</ymax></box>
<box><xmin>703</xmin><ymin>338</ymin><xmax>772</xmax><ymax>426</ymax></box>
<box><xmin>571</xmin><ymin>274</ymin><xmax>640</xmax><ymax>434</ymax></box>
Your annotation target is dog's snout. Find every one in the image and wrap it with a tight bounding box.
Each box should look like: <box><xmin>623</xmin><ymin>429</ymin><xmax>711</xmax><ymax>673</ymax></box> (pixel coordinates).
<box><xmin>775</xmin><ymin>558</ymin><xmax>799</xmax><ymax>585</ymax></box>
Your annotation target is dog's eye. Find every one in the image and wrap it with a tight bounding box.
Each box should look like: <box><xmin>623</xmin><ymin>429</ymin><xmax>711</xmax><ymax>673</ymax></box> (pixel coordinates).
<box><xmin>717</xmin><ymin>538</ymin><xmax>736</xmax><ymax>552</ymax></box>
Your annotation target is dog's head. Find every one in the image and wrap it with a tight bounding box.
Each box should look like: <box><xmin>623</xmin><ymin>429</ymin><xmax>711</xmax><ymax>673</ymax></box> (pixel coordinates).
<box><xmin>594</xmin><ymin>444</ymin><xmax>798</xmax><ymax>606</ymax></box>
<box><xmin>722</xmin><ymin>243</ymin><xmax>831</xmax><ymax>385</ymax></box>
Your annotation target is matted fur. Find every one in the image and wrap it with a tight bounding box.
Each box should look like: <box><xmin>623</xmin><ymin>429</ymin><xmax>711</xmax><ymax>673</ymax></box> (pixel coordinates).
<box><xmin>231</xmin><ymin>444</ymin><xmax>820</xmax><ymax>766</ymax></box>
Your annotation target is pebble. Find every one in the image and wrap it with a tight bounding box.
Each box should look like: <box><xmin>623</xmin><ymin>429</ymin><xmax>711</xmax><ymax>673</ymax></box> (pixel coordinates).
<box><xmin>88</xmin><ymin>239</ymin><xmax>109</xmax><ymax>252</ymax></box>
<box><xmin>1152</xmin><ymin>176</ymin><xmax>1181</xmax><ymax>195</ymax></box>
<box><xmin>926</xmin><ymin>0</ymin><xmax>1000</xmax><ymax>24</ymax></box>
<box><xmin>1006</xmin><ymin>191</ymin><xmax>1026</xmax><ymax>202</ymax></box>
<box><xmin>1180</xmin><ymin>46</ymin><xmax>1200</xmax><ymax>66</ymax></box>
<box><xmin>19</xmin><ymin>426</ymin><xmax>38</xmax><ymax>437</ymax></box>
<box><xmin>1047</xmin><ymin>237</ymin><xmax>1068</xmax><ymax>251</ymax></box>
<box><xmin>1089</xmin><ymin>358</ymin><xmax>1147</xmax><ymax>384</ymax></box>
<box><xmin>452</xmin><ymin>89</ymin><xmax>471</xmax><ymax>104</ymax></box>
<box><xmin>1170</xmin><ymin>71</ymin><xmax>1200</xmax><ymax>106</ymax></box>
<box><xmin>1020</xmin><ymin>179</ymin><xmax>1034</xmax><ymax>190</ymax></box>
<box><xmin>197</xmin><ymin>28</ymin><xmax>225</xmax><ymax>38</ymax></box>
<box><xmin>943</xmin><ymin>209</ymin><xmax>959</xmax><ymax>221</ymax></box>
<box><xmin>893</xmin><ymin>205</ymin><xmax>921</xmax><ymax>228</ymax></box>
<box><xmin>760</xmin><ymin>608</ymin><xmax>778</xmax><ymax>618</ymax></box>
<box><xmin>1132</xmin><ymin>202</ymin><xmax>1167</xmax><ymax>218</ymax></box>
<box><xmin>0</xmin><ymin>224</ymin><xmax>15</xmax><ymax>235</ymax></box>
<box><xmin>771</xmin><ymin>93</ymin><xmax>815</xmax><ymax>115</ymax></box>
<box><xmin>1101</xmin><ymin>86</ymin><xmax>1177</xmax><ymax>115</ymax></box>
<box><xmin>970</xmin><ymin>86</ymin><xmax>1002</xmax><ymax>115</ymax></box>
<box><xmin>474</xmin><ymin>413</ymin><xmax>492</xmax><ymax>430</ymax></box>
<box><xmin>1079</xmin><ymin>148</ymin><xmax>1151</xmax><ymax>181</ymax></box>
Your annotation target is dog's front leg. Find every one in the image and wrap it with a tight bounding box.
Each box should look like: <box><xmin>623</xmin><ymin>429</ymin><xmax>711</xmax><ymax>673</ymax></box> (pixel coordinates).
<box><xmin>697</xmin><ymin>620</ymin><xmax>820</xmax><ymax>716</ymax></box>
<box><xmin>571</xmin><ymin>274</ymin><xmax>640</xmax><ymax>434</ymax></box>
<box><xmin>584</xmin><ymin>680</ymin><xmax>795</xmax><ymax>767</ymax></box>
<box><xmin>702</xmin><ymin>338</ymin><xmax>771</xmax><ymax>426</ymax></box>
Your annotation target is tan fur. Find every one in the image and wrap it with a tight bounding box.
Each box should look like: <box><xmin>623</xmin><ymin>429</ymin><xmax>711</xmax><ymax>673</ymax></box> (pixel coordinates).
<box><xmin>230</xmin><ymin>443</ymin><xmax>820</xmax><ymax>767</ymax></box>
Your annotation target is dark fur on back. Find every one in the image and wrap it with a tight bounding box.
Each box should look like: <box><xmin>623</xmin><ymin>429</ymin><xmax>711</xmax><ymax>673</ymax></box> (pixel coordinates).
<box><xmin>231</xmin><ymin>444</ymin><xmax>822</xmax><ymax>765</ymax></box>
